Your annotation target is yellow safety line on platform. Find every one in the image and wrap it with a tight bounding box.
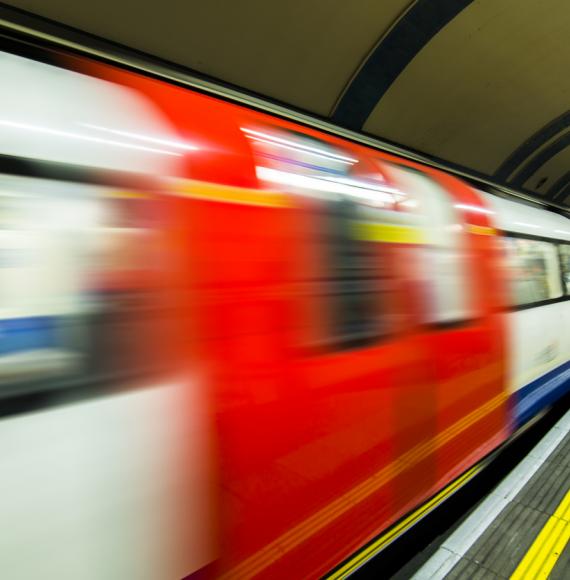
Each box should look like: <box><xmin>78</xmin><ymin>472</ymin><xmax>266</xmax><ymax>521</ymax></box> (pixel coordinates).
<box><xmin>510</xmin><ymin>489</ymin><xmax>570</xmax><ymax>580</ymax></box>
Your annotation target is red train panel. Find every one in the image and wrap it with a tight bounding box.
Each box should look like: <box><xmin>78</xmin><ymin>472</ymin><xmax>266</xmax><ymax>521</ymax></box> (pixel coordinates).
<box><xmin>0</xmin><ymin>39</ymin><xmax>514</xmax><ymax>579</ymax></box>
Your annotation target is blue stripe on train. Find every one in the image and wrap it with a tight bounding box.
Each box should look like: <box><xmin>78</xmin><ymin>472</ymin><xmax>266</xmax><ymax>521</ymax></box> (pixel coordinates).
<box><xmin>513</xmin><ymin>359</ymin><xmax>570</xmax><ymax>427</ymax></box>
<box><xmin>0</xmin><ymin>317</ymin><xmax>59</xmax><ymax>355</ymax></box>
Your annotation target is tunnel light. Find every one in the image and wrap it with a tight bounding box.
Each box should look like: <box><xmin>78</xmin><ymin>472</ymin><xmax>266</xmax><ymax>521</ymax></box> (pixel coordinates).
<box><xmin>80</xmin><ymin>123</ymin><xmax>199</xmax><ymax>152</ymax></box>
<box><xmin>241</xmin><ymin>127</ymin><xmax>358</xmax><ymax>164</ymax></box>
<box><xmin>0</xmin><ymin>120</ymin><xmax>181</xmax><ymax>156</ymax></box>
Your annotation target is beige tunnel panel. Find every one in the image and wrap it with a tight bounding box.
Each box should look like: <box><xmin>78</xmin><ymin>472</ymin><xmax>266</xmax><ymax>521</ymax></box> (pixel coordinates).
<box><xmin>364</xmin><ymin>0</ymin><xmax>570</xmax><ymax>181</ymax></box>
<box><xmin>6</xmin><ymin>0</ymin><xmax>410</xmax><ymax>116</ymax></box>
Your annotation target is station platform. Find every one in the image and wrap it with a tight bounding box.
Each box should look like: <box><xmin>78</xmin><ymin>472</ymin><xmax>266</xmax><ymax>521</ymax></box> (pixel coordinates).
<box><xmin>413</xmin><ymin>408</ymin><xmax>570</xmax><ymax>579</ymax></box>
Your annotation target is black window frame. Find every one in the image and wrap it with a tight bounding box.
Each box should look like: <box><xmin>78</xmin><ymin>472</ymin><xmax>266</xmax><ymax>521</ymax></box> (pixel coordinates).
<box><xmin>558</xmin><ymin>242</ymin><xmax>570</xmax><ymax>297</ymax></box>
<box><xmin>502</xmin><ymin>230</ymin><xmax>570</xmax><ymax>311</ymax></box>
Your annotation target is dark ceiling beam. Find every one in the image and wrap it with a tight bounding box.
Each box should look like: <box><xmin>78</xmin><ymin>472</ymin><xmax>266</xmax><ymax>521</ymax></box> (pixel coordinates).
<box><xmin>545</xmin><ymin>170</ymin><xmax>570</xmax><ymax>201</ymax></box>
<box><xmin>511</xmin><ymin>132</ymin><xmax>570</xmax><ymax>188</ymax></box>
<box><xmin>494</xmin><ymin>110</ymin><xmax>570</xmax><ymax>182</ymax></box>
<box><xmin>330</xmin><ymin>0</ymin><xmax>474</xmax><ymax>130</ymax></box>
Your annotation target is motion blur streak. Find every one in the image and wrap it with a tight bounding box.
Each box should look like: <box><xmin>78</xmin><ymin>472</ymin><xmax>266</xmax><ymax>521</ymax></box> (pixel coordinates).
<box><xmin>0</xmin><ymin>119</ymin><xmax>183</xmax><ymax>156</ymax></box>
<box><xmin>0</xmin><ymin>36</ymin><xmax>569</xmax><ymax>580</ymax></box>
<box><xmin>79</xmin><ymin>122</ymin><xmax>200</xmax><ymax>152</ymax></box>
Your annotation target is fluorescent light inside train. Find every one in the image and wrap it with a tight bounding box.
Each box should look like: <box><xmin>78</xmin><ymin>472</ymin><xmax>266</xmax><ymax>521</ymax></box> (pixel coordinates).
<box><xmin>245</xmin><ymin>134</ymin><xmax>352</xmax><ymax>165</ymax></box>
<box><xmin>80</xmin><ymin>123</ymin><xmax>199</xmax><ymax>151</ymax></box>
<box><xmin>514</xmin><ymin>221</ymin><xmax>541</xmax><ymax>229</ymax></box>
<box><xmin>241</xmin><ymin>127</ymin><xmax>358</xmax><ymax>164</ymax></box>
<box><xmin>317</xmin><ymin>173</ymin><xmax>400</xmax><ymax>195</ymax></box>
<box><xmin>454</xmin><ymin>203</ymin><xmax>494</xmax><ymax>215</ymax></box>
<box><xmin>256</xmin><ymin>166</ymin><xmax>395</xmax><ymax>205</ymax></box>
<box><xmin>0</xmin><ymin>120</ymin><xmax>181</xmax><ymax>156</ymax></box>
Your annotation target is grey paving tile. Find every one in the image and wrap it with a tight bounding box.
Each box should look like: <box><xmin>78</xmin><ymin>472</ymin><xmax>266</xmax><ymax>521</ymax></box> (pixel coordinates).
<box><xmin>515</xmin><ymin>462</ymin><xmax>570</xmax><ymax>515</ymax></box>
<box><xmin>462</xmin><ymin>502</ymin><xmax>548</xmax><ymax>577</ymax></box>
<box><xmin>546</xmin><ymin>434</ymin><xmax>570</xmax><ymax>468</ymax></box>
<box><xmin>445</xmin><ymin>557</ymin><xmax>500</xmax><ymax>579</ymax></box>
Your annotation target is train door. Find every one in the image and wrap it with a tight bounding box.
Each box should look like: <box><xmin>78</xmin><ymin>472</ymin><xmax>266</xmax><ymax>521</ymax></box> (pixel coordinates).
<box><xmin>0</xmin><ymin>167</ymin><xmax>217</xmax><ymax>580</ymax></box>
<box><xmin>235</xmin><ymin>124</ymin><xmax>437</xmax><ymax>577</ymax></box>
<box><xmin>0</xmin><ymin>45</ymin><xmax>218</xmax><ymax>579</ymax></box>
<box><xmin>387</xmin><ymin>165</ymin><xmax>507</xmax><ymax>489</ymax></box>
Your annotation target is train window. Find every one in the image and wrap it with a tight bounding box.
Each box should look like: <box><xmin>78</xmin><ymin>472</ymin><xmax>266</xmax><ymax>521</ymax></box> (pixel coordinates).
<box><xmin>245</xmin><ymin>124</ymin><xmax>392</xmax><ymax>350</ymax></box>
<box><xmin>317</xmin><ymin>197</ymin><xmax>387</xmax><ymax>349</ymax></box>
<box><xmin>559</xmin><ymin>244</ymin><xmax>570</xmax><ymax>295</ymax></box>
<box><xmin>0</xmin><ymin>173</ymin><xmax>164</xmax><ymax>395</ymax></box>
<box><xmin>387</xmin><ymin>165</ymin><xmax>473</xmax><ymax>325</ymax></box>
<box><xmin>502</xmin><ymin>237</ymin><xmax>563</xmax><ymax>306</ymax></box>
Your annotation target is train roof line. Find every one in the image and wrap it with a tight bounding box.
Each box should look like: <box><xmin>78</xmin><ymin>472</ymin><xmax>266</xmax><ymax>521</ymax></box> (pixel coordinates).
<box><xmin>1</xmin><ymin>2</ymin><xmax>568</xmax><ymax>219</ymax></box>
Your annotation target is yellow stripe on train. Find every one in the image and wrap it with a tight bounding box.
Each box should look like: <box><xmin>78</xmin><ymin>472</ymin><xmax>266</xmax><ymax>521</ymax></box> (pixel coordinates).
<box><xmin>468</xmin><ymin>224</ymin><xmax>496</xmax><ymax>236</ymax></box>
<box><xmin>352</xmin><ymin>221</ymin><xmax>426</xmax><ymax>244</ymax></box>
<box><xmin>175</xmin><ymin>180</ymin><xmax>292</xmax><ymax>208</ymax></box>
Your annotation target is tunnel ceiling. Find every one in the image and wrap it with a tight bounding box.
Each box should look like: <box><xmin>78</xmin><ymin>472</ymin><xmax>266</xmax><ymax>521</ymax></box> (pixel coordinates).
<box><xmin>4</xmin><ymin>0</ymin><xmax>570</xmax><ymax>209</ymax></box>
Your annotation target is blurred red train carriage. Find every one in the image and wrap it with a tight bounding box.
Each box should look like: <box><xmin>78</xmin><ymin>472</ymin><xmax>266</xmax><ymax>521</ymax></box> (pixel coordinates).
<box><xmin>0</xmin><ymin>34</ymin><xmax>569</xmax><ymax>580</ymax></box>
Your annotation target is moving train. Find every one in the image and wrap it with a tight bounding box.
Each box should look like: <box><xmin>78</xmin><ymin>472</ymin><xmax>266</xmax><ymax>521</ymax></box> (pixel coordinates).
<box><xmin>0</xmin><ymin>31</ymin><xmax>569</xmax><ymax>580</ymax></box>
